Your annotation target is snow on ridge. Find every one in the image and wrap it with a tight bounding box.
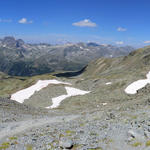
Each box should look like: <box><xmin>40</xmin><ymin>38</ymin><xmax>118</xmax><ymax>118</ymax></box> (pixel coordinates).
<box><xmin>125</xmin><ymin>71</ymin><xmax>150</xmax><ymax>94</ymax></box>
<box><xmin>11</xmin><ymin>80</ymin><xmax>71</xmax><ymax>103</ymax></box>
<box><xmin>46</xmin><ymin>87</ymin><xmax>90</xmax><ymax>109</ymax></box>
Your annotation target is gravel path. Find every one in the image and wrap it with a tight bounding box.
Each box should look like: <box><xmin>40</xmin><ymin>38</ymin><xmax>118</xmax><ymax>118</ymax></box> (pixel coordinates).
<box><xmin>0</xmin><ymin>114</ymin><xmax>79</xmax><ymax>142</ymax></box>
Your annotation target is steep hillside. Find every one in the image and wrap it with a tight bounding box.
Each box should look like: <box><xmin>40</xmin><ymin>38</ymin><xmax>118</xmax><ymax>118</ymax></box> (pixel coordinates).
<box><xmin>83</xmin><ymin>45</ymin><xmax>150</xmax><ymax>80</ymax></box>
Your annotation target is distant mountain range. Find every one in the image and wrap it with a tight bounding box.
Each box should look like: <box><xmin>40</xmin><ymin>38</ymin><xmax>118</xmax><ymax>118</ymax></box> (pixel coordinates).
<box><xmin>0</xmin><ymin>36</ymin><xmax>134</xmax><ymax>76</ymax></box>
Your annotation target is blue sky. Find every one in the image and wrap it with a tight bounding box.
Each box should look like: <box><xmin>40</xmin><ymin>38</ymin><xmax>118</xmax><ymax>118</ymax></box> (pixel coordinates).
<box><xmin>0</xmin><ymin>0</ymin><xmax>150</xmax><ymax>47</ymax></box>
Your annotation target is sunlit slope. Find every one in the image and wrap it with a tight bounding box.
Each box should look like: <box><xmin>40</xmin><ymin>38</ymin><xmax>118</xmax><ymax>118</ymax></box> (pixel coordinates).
<box><xmin>83</xmin><ymin>46</ymin><xmax>150</xmax><ymax>80</ymax></box>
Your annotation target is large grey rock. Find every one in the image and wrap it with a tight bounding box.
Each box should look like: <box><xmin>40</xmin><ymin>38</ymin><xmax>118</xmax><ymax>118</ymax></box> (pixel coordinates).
<box><xmin>127</xmin><ymin>130</ymin><xmax>145</xmax><ymax>141</ymax></box>
<box><xmin>59</xmin><ymin>138</ymin><xmax>73</xmax><ymax>149</ymax></box>
<box><xmin>128</xmin><ymin>130</ymin><xmax>138</xmax><ymax>138</ymax></box>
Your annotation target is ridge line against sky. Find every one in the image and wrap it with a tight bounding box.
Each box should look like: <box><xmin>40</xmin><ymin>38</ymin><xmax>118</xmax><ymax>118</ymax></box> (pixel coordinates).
<box><xmin>0</xmin><ymin>0</ymin><xmax>150</xmax><ymax>47</ymax></box>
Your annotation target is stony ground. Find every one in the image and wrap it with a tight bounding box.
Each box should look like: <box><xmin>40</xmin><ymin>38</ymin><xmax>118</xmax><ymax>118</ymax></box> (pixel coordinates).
<box><xmin>1</xmin><ymin>97</ymin><xmax>150</xmax><ymax>150</ymax></box>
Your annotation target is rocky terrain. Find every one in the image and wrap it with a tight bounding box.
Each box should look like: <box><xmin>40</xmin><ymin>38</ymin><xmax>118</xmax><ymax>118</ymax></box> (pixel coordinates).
<box><xmin>0</xmin><ymin>36</ymin><xmax>134</xmax><ymax>76</ymax></box>
<box><xmin>1</xmin><ymin>45</ymin><xmax>150</xmax><ymax>149</ymax></box>
<box><xmin>1</xmin><ymin>96</ymin><xmax>150</xmax><ymax>150</ymax></box>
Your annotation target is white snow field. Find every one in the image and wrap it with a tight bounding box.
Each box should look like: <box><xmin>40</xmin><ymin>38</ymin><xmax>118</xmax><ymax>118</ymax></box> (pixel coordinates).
<box><xmin>125</xmin><ymin>71</ymin><xmax>150</xmax><ymax>94</ymax></box>
<box><xmin>11</xmin><ymin>80</ymin><xmax>71</xmax><ymax>103</ymax></box>
<box><xmin>46</xmin><ymin>87</ymin><xmax>90</xmax><ymax>109</ymax></box>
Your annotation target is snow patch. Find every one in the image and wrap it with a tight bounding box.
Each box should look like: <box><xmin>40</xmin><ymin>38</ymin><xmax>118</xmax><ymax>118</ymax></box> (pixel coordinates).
<box><xmin>106</xmin><ymin>82</ymin><xmax>112</xmax><ymax>85</ymax></box>
<box><xmin>11</xmin><ymin>80</ymin><xmax>71</xmax><ymax>103</ymax></box>
<box><xmin>46</xmin><ymin>87</ymin><xmax>90</xmax><ymax>109</ymax></box>
<box><xmin>102</xmin><ymin>103</ymin><xmax>107</xmax><ymax>106</ymax></box>
<box><xmin>125</xmin><ymin>71</ymin><xmax>150</xmax><ymax>94</ymax></box>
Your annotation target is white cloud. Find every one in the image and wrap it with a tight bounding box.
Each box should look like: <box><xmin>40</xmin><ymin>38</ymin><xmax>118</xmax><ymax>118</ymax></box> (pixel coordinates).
<box><xmin>116</xmin><ymin>41</ymin><xmax>124</xmax><ymax>45</ymax></box>
<box><xmin>117</xmin><ymin>27</ymin><xmax>127</xmax><ymax>32</ymax></box>
<box><xmin>144</xmin><ymin>41</ymin><xmax>150</xmax><ymax>44</ymax></box>
<box><xmin>0</xmin><ymin>19</ymin><xmax>12</xmax><ymax>23</ymax></box>
<box><xmin>72</xmin><ymin>19</ymin><xmax>97</xmax><ymax>27</ymax></box>
<box><xmin>18</xmin><ymin>18</ymin><xmax>33</xmax><ymax>24</ymax></box>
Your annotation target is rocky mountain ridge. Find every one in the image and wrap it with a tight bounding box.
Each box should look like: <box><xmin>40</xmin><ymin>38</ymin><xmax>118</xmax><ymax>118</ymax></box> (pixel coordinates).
<box><xmin>0</xmin><ymin>36</ymin><xmax>134</xmax><ymax>76</ymax></box>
